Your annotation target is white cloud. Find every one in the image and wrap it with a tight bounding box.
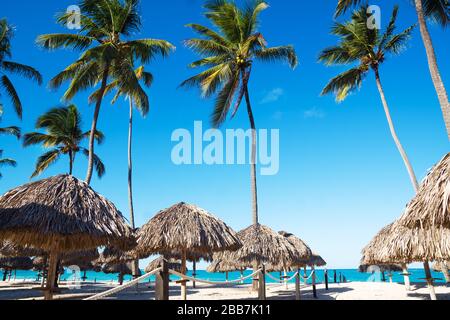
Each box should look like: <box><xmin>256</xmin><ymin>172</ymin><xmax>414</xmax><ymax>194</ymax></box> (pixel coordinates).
<box><xmin>260</xmin><ymin>88</ymin><xmax>284</xmax><ymax>104</ymax></box>
<box><xmin>304</xmin><ymin>107</ymin><xmax>326</xmax><ymax>119</ymax></box>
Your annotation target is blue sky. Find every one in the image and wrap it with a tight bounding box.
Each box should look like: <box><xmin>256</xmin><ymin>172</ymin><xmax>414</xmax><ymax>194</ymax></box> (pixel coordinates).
<box><xmin>1</xmin><ymin>0</ymin><xmax>449</xmax><ymax>269</ymax></box>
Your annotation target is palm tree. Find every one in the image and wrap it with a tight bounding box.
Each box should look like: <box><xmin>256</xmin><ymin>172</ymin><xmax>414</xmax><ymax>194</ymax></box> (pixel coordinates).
<box><xmin>335</xmin><ymin>0</ymin><xmax>450</xmax><ymax>139</ymax></box>
<box><xmin>0</xmin><ymin>19</ymin><xmax>42</xmax><ymax>119</ymax></box>
<box><xmin>182</xmin><ymin>0</ymin><xmax>298</xmax><ymax>227</ymax></box>
<box><xmin>23</xmin><ymin>105</ymin><xmax>105</xmax><ymax>179</ymax></box>
<box><xmin>319</xmin><ymin>5</ymin><xmax>439</xmax><ymax>300</ymax></box>
<box><xmin>37</xmin><ymin>0</ymin><xmax>174</xmax><ymax>184</ymax></box>
<box><xmin>90</xmin><ymin>65</ymin><xmax>153</xmax><ymax>278</ymax></box>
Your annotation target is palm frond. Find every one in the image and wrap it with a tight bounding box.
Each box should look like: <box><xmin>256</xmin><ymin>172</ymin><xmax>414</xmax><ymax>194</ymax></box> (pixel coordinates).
<box><xmin>0</xmin><ymin>75</ymin><xmax>22</xmax><ymax>118</ymax></box>
<box><xmin>321</xmin><ymin>67</ymin><xmax>367</xmax><ymax>102</ymax></box>
<box><xmin>254</xmin><ymin>45</ymin><xmax>298</xmax><ymax>68</ymax></box>
<box><xmin>31</xmin><ymin>149</ymin><xmax>61</xmax><ymax>178</ymax></box>
<box><xmin>0</xmin><ymin>126</ymin><xmax>20</xmax><ymax>138</ymax></box>
<box><xmin>36</xmin><ymin>33</ymin><xmax>95</xmax><ymax>51</ymax></box>
<box><xmin>82</xmin><ymin>148</ymin><xmax>105</xmax><ymax>178</ymax></box>
<box><xmin>1</xmin><ymin>61</ymin><xmax>43</xmax><ymax>84</ymax></box>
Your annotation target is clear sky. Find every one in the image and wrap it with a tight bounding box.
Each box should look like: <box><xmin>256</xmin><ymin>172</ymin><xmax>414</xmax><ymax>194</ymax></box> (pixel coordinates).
<box><xmin>1</xmin><ymin>0</ymin><xmax>449</xmax><ymax>269</ymax></box>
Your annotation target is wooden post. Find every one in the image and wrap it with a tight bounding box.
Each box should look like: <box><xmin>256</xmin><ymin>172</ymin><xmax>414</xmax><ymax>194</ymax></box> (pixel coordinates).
<box><xmin>312</xmin><ymin>266</ymin><xmax>317</xmax><ymax>299</ymax></box>
<box><xmin>401</xmin><ymin>263</ymin><xmax>411</xmax><ymax>291</ymax></box>
<box><xmin>388</xmin><ymin>272</ymin><xmax>393</xmax><ymax>284</ymax></box>
<box><xmin>192</xmin><ymin>261</ymin><xmax>197</xmax><ymax>289</ymax></box>
<box><xmin>44</xmin><ymin>251</ymin><xmax>59</xmax><ymax>300</ymax></box>
<box><xmin>325</xmin><ymin>269</ymin><xmax>329</xmax><ymax>291</ymax></box>
<box><xmin>258</xmin><ymin>265</ymin><xmax>266</xmax><ymax>300</ymax></box>
<box><xmin>333</xmin><ymin>270</ymin><xmax>337</xmax><ymax>283</ymax></box>
<box><xmin>424</xmin><ymin>261</ymin><xmax>437</xmax><ymax>300</ymax></box>
<box><xmin>295</xmin><ymin>269</ymin><xmax>301</xmax><ymax>300</ymax></box>
<box><xmin>303</xmin><ymin>266</ymin><xmax>307</xmax><ymax>285</ymax></box>
<box><xmin>284</xmin><ymin>269</ymin><xmax>288</xmax><ymax>289</ymax></box>
<box><xmin>155</xmin><ymin>259</ymin><xmax>169</xmax><ymax>301</ymax></box>
<box><xmin>226</xmin><ymin>271</ymin><xmax>229</xmax><ymax>282</ymax></box>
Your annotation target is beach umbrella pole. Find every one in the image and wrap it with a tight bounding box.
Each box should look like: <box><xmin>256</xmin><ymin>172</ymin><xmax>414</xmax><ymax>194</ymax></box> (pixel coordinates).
<box><xmin>181</xmin><ymin>251</ymin><xmax>187</xmax><ymax>301</ymax></box>
<box><xmin>44</xmin><ymin>251</ymin><xmax>59</xmax><ymax>300</ymax></box>
<box><xmin>192</xmin><ymin>261</ymin><xmax>196</xmax><ymax>289</ymax></box>
<box><xmin>312</xmin><ymin>266</ymin><xmax>317</xmax><ymax>299</ymax></box>
<box><xmin>423</xmin><ymin>261</ymin><xmax>437</xmax><ymax>300</ymax></box>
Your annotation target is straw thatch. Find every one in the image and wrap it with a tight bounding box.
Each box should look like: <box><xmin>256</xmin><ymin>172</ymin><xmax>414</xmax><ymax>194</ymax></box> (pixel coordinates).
<box><xmin>215</xmin><ymin>224</ymin><xmax>298</xmax><ymax>268</ymax></box>
<box><xmin>0</xmin><ymin>241</ymin><xmax>44</xmax><ymax>257</ymax></box>
<box><xmin>0</xmin><ymin>175</ymin><xmax>134</xmax><ymax>252</ymax></box>
<box><xmin>102</xmin><ymin>262</ymin><xmax>133</xmax><ymax>275</ymax></box>
<box><xmin>32</xmin><ymin>256</ymin><xmax>47</xmax><ymax>271</ymax></box>
<box><xmin>359</xmin><ymin>264</ymin><xmax>402</xmax><ymax>273</ymax></box>
<box><xmin>362</xmin><ymin>222</ymin><xmax>450</xmax><ymax>264</ymax></box>
<box><xmin>145</xmin><ymin>256</ymin><xmax>183</xmax><ymax>273</ymax></box>
<box><xmin>98</xmin><ymin>247</ymin><xmax>135</xmax><ymax>265</ymax></box>
<box><xmin>398</xmin><ymin>153</ymin><xmax>450</xmax><ymax>229</ymax></box>
<box><xmin>0</xmin><ymin>256</ymin><xmax>33</xmax><ymax>270</ymax></box>
<box><xmin>278</xmin><ymin>231</ymin><xmax>312</xmax><ymax>263</ymax></box>
<box><xmin>206</xmin><ymin>259</ymin><xmax>246</xmax><ymax>273</ymax></box>
<box><xmin>133</xmin><ymin>202</ymin><xmax>242</xmax><ymax>258</ymax></box>
<box><xmin>433</xmin><ymin>261</ymin><xmax>449</xmax><ymax>272</ymax></box>
<box><xmin>61</xmin><ymin>249</ymin><xmax>100</xmax><ymax>272</ymax></box>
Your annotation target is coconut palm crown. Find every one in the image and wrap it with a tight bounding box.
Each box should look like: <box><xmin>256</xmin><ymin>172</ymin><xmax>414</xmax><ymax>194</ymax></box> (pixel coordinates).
<box><xmin>23</xmin><ymin>105</ymin><xmax>105</xmax><ymax>179</ymax></box>
<box><xmin>181</xmin><ymin>0</ymin><xmax>298</xmax><ymax>127</ymax></box>
<box><xmin>0</xmin><ymin>19</ymin><xmax>42</xmax><ymax>119</ymax></box>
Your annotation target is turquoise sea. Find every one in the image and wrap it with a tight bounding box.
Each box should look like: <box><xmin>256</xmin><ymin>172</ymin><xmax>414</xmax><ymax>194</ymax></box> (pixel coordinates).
<box><xmin>2</xmin><ymin>268</ymin><xmax>446</xmax><ymax>285</ymax></box>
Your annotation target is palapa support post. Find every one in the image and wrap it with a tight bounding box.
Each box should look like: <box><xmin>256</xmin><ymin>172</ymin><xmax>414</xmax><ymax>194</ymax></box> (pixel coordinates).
<box><xmin>295</xmin><ymin>269</ymin><xmax>301</xmax><ymax>300</ymax></box>
<box><xmin>258</xmin><ymin>265</ymin><xmax>266</xmax><ymax>301</ymax></box>
<box><xmin>424</xmin><ymin>261</ymin><xmax>437</xmax><ymax>300</ymax></box>
<box><xmin>401</xmin><ymin>263</ymin><xmax>411</xmax><ymax>291</ymax></box>
<box><xmin>312</xmin><ymin>266</ymin><xmax>317</xmax><ymax>299</ymax></box>
<box><xmin>44</xmin><ymin>251</ymin><xmax>59</xmax><ymax>300</ymax></box>
<box><xmin>325</xmin><ymin>269</ymin><xmax>329</xmax><ymax>291</ymax></box>
<box><xmin>333</xmin><ymin>270</ymin><xmax>337</xmax><ymax>283</ymax></box>
<box><xmin>181</xmin><ymin>250</ymin><xmax>188</xmax><ymax>301</ymax></box>
<box><xmin>155</xmin><ymin>258</ymin><xmax>169</xmax><ymax>301</ymax></box>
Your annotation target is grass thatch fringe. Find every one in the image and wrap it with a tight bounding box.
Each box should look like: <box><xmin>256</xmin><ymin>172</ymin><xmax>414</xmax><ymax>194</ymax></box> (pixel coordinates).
<box><xmin>215</xmin><ymin>224</ymin><xmax>299</xmax><ymax>268</ymax></box>
<box><xmin>362</xmin><ymin>222</ymin><xmax>450</xmax><ymax>264</ymax></box>
<box><xmin>145</xmin><ymin>256</ymin><xmax>183</xmax><ymax>273</ymax></box>
<box><xmin>433</xmin><ymin>261</ymin><xmax>449</xmax><ymax>272</ymax></box>
<box><xmin>0</xmin><ymin>256</ymin><xmax>33</xmax><ymax>270</ymax></box>
<box><xmin>206</xmin><ymin>259</ymin><xmax>246</xmax><ymax>273</ymax></box>
<box><xmin>133</xmin><ymin>202</ymin><xmax>242</xmax><ymax>259</ymax></box>
<box><xmin>399</xmin><ymin>153</ymin><xmax>450</xmax><ymax>229</ymax></box>
<box><xmin>0</xmin><ymin>240</ymin><xmax>44</xmax><ymax>258</ymax></box>
<box><xmin>0</xmin><ymin>175</ymin><xmax>135</xmax><ymax>252</ymax></box>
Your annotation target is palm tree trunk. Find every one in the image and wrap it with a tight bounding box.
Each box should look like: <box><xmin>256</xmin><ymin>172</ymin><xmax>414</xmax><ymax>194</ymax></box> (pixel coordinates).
<box><xmin>414</xmin><ymin>0</ymin><xmax>450</xmax><ymax>140</ymax></box>
<box><xmin>375</xmin><ymin>68</ymin><xmax>439</xmax><ymax>299</ymax></box>
<box><xmin>85</xmin><ymin>66</ymin><xmax>109</xmax><ymax>185</ymax></box>
<box><xmin>244</xmin><ymin>84</ymin><xmax>260</xmax><ymax>292</ymax></box>
<box><xmin>373</xmin><ymin>68</ymin><xmax>420</xmax><ymax>193</ymax></box>
<box><xmin>127</xmin><ymin>99</ymin><xmax>140</xmax><ymax>278</ymax></box>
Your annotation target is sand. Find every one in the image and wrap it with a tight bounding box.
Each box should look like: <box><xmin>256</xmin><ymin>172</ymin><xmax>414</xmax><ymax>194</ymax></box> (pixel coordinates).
<box><xmin>1</xmin><ymin>280</ymin><xmax>449</xmax><ymax>300</ymax></box>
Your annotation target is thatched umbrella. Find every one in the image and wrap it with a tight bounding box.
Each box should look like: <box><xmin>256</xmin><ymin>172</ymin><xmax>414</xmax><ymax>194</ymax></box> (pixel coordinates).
<box><xmin>206</xmin><ymin>259</ymin><xmax>246</xmax><ymax>281</ymax></box>
<box><xmin>216</xmin><ymin>224</ymin><xmax>298</xmax><ymax>268</ymax></box>
<box><xmin>102</xmin><ymin>262</ymin><xmax>133</xmax><ymax>285</ymax></box>
<box><xmin>0</xmin><ymin>175</ymin><xmax>134</xmax><ymax>299</ymax></box>
<box><xmin>145</xmin><ymin>256</ymin><xmax>183</xmax><ymax>273</ymax></box>
<box><xmin>61</xmin><ymin>249</ymin><xmax>101</xmax><ymax>280</ymax></box>
<box><xmin>398</xmin><ymin>153</ymin><xmax>450</xmax><ymax>229</ymax></box>
<box><xmin>133</xmin><ymin>202</ymin><xmax>242</xmax><ymax>300</ymax></box>
<box><xmin>0</xmin><ymin>241</ymin><xmax>44</xmax><ymax>258</ymax></box>
<box><xmin>0</xmin><ymin>256</ymin><xmax>33</xmax><ymax>281</ymax></box>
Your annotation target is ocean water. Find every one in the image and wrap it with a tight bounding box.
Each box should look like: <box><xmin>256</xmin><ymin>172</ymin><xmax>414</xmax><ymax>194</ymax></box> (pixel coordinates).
<box><xmin>2</xmin><ymin>268</ymin><xmax>446</xmax><ymax>285</ymax></box>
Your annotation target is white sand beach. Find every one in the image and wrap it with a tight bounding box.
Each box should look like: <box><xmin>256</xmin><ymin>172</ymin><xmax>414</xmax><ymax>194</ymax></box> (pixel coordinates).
<box><xmin>1</xmin><ymin>281</ymin><xmax>449</xmax><ymax>301</ymax></box>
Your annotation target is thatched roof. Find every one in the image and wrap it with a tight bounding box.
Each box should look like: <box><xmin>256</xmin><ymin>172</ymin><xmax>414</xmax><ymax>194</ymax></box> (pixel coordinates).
<box><xmin>362</xmin><ymin>221</ymin><xmax>450</xmax><ymax>264</ymax></box>
<box><xmin>102</xmin><ymin>262</ymin><xmax>133</xmax><ymax>275</ymax></box>
<box><xmin>215</xmin><ymin>224</ymin><xmax>298</xmax><ymax>268</ymax></box>
<box><xmin>145</xmin><ymin>256</ymin><xmax>183</xmax><ymax>273</ymax></box>
<box><xmin>0</xmin><ymin>240</ymin><xmax>44</xmax><ymax>257</ymax></box>
<box><xmin>359</xmin><ymin>264</ymin><xmax>402</xmax><ymax>273</ymax></box>
<box><xmin>32</xmin><ymin>256</ymin><xmax>47</xmax><ymax>270</ymax></box>
<box><xmin>133</xmin><ymin>203</ymin><xmax>242</xmax><ymax>259</ymax></box>
<box><xmin>398</xmin><ymin>153</ymin><xmax>450</xmax><ymax>229</ymax></box>
<box><xmin>0</xmin><ymin>256</ymin><xmax>33</xmax><ymax>270</ymax></box>
<box><xmin>206</xmin><ymin>259</ymin><xmax>246</xmax><ymax>273</ymax></box>
<box><xmin>307</xmin><ymin>253</ymin><xmax>327</xmax><ymax>267</ymax></box>
<box><xmin>61</xmin><ymin>249</ymin><xmax>100</xmax><ymax>271</ymax></box>
<box><xmin>0</xmin><ymin>175</ymin><xmax>134</xmax><ymax>252</ymax></box>
<box><xmin>98</xmin><ymin>247</ymin><xmax>135</xmax><ymax>265</ymax></box>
